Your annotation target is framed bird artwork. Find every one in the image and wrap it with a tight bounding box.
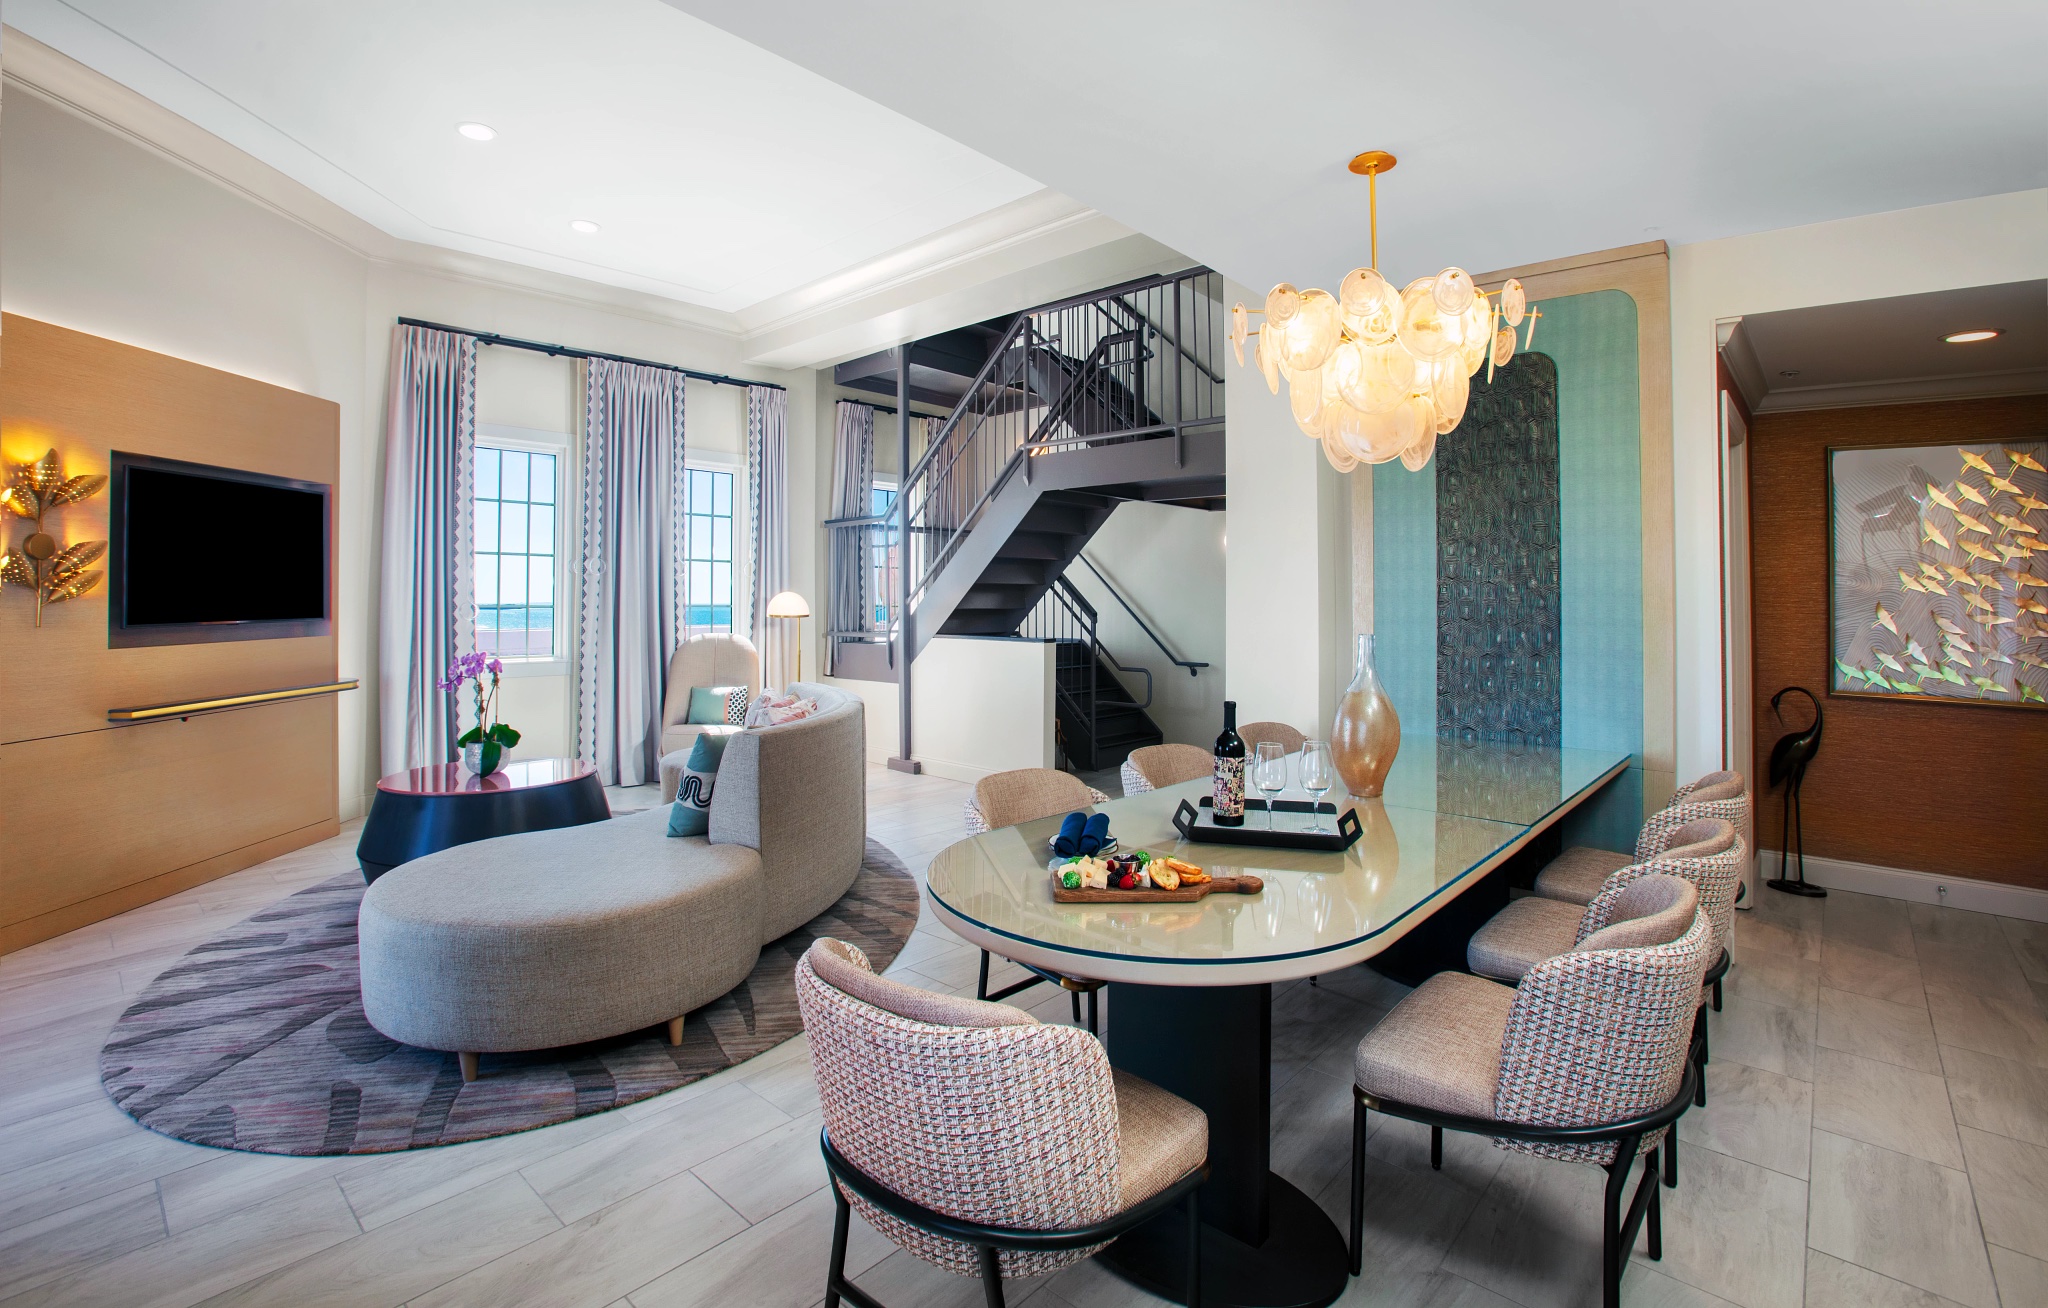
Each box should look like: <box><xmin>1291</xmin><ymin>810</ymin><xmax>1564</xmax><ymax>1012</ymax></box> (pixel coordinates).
<box><xmin>1828</xmin><ymin>440</ymin><xmax>2048</xmax><ymax>710</ymax></box>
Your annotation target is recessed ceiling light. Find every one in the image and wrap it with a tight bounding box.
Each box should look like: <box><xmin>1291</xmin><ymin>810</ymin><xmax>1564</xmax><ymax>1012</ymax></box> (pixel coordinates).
<box><xmin>1779</xmin><ymin>369</ymin><xmax>1801</xmax><ymax>378</ymax></box>
<box><xmin>456</xmin><ymin>122</ymin><xmax>496</xmax><ymax>141</ymax></box>
<box><xmin>1944</xmin><ymin>329</ymin><xmax>2002</xmax><ymax>344</ymax></box>
<box><xmin>569</xmin><ymin>219</ymin><xmax>601</xmax><ymax>234</ymax></box>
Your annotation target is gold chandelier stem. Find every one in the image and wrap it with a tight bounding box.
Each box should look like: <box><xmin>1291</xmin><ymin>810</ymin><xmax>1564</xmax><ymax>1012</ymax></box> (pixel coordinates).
<box><xmin>1368</xmin><ymin>166</ymin><xmax>1379</xmax><ymax>271</ymax></box>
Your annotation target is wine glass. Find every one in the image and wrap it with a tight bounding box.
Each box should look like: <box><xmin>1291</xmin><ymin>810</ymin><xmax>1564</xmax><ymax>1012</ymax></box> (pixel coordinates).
<box><xmin>1253</xmin><ymin>743</ymin><xmax>1287</xmax><ymax>828</ymax></box>
<box><xmin>1300</xmin><ymin>740</ymin><xmax>1335</xmax><ymax>833</ymax></box>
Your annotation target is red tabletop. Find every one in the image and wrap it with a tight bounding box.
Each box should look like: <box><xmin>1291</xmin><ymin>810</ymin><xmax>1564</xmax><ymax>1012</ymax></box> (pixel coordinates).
<box><xmin>376</xmin><ymin>757</ymin><xmax>599</xmax><ymax>796</ymax></box>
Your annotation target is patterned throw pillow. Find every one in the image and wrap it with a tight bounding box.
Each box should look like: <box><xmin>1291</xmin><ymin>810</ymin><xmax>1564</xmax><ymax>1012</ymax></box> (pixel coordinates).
<box><xmin>665</xmin><ymin>732</ymin><xmax>731</xmax><ymax>837</ymax></box>
<box><xmin>687</xmin><ymin>685</ymin><xmax>749</xmax><ymax>726</ymax></box>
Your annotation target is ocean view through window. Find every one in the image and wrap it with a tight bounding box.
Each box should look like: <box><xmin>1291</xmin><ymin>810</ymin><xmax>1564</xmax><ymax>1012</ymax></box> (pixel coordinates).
<box><xmin>684</xmin><ymin>465</ymin><xmax>734</xmax><ymax>634</ymax></box>
<box><xmin>474</xmin><ymin>443</ymin><xmax>558</xmax><ymax>658</ymax></box>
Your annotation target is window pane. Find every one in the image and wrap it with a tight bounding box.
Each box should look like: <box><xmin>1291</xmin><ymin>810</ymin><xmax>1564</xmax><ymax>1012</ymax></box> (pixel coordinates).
<box><xmin>530</xmin><ymin>565</ymin><xmax>554</xmax><ymax>604</ymax></box>
<box><xmin>712</xmin><ymin>518</ymin><xmax>731</xmax><ymax>561</ymax></box>
<box><xmin>530</xmin><ymin>505</ymin><xmax>553</xmax><ymax>555</ymax></box>
<box><xmin>712</xmin><ymin>562</ymin><xmax>731</xmax><ymax>605</ymax></box>
<box><xmin>501</xmin><ymin>555</ymin><xmax>528</xmax><ymax>605</ymax></box>
<box><xmin>476</xmin><ymin>559</ymin><xmax>499</xmax><ymax>606</ymax></box>
<box><xmin>501</xmin><ymin>451</ymin><xmax>530</xmax><ymax>502</ymax></box>
<box><xmin>503</xmin><ymin>502</ymin><xmax>530</xmax><ymax>554</ymax></box>
<box><xmin>689</xmin><ymin>516</ymin><xmax>711</xmax><ymax>561</ymax></box>
<box><xmin>713</xmin><ymin>472</ymin><xmax>732</xmax><ymax>516</ymax></box>
<box><xmin>691</xmin><ymin>470</ymin><xmax>713</xmax><ymax>514</ymax></box>
<box><xmin>476</xmin><ymin>501</ymin><xmax>500</xmax><ymax>554</ymax></box>
<box><xmin>530</xmin><ymin>452</ymin><xmax>556</xmax><ymax>504</ymax></box>
<box><xmin>529</xmin><ymin>605</ymin><xmax>554</xmax><ymax>653</ymax></box>
<box><xmin>476</xmin><ymin>448</ymin><xmax>500</xmax><ymax>499</ymax></box>
<box><xmin>690</xmin><ymin>560</ymin><xmax>711</xmax><ymax>607</ymax></box>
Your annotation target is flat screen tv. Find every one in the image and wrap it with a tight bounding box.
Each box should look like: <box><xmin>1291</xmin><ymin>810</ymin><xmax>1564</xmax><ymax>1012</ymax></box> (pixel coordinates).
<box><xmin>109</xmin><ymin>452</ymin><xmax>331</xmax><ymax>647</ymax></box>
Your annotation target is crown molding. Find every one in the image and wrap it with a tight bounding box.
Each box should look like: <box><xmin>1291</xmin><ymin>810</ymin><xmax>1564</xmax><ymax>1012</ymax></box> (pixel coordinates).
<box><xmin>1</xmin><ymin>26</ymin><xmax>1157</xmax><ymax>366</ymax></box>
<box><xmin>1</xmin><ymin>27</ymin><xmax>748</xmax><ymax>339</ymax></box>
<box><xmin>1753</xmin><ymin>369</ymin><xmax>2048</xmax><ymax>414</ymax></box>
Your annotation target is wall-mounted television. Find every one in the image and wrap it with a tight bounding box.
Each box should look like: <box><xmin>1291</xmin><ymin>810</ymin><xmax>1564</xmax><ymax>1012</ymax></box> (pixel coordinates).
<box><xmin>109</xmin><ymin>452</ymin><xmax>331</xmax><ymax>647</ymax></box>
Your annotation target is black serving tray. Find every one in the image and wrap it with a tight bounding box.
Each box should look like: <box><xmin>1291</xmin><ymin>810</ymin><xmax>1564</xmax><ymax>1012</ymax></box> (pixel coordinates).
<box><xmin>1171</xmin><ymin>797</ymin><xmax>1362</xmax><ymax>852</ymax></box>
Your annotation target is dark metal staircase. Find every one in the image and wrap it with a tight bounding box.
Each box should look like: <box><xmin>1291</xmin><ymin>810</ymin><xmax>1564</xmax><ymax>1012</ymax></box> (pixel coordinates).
<box><xmin>825</xmin><ymin>268</ymin><xmax>1226</xmax><ymax>764</ymax></box>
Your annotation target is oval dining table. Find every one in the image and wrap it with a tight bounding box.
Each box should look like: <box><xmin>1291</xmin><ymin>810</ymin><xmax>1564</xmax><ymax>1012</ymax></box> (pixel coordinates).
<box><xmin>925</xmin><ymin>739</ymin><xmax>1633</xmax><ymax>1308</ymax></box>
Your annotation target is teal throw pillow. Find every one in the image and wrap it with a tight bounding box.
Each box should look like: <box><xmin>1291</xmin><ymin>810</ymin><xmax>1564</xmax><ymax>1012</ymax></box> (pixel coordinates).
<box><xmin>666</xmin><ymin>732</ymin><xmax>731</xmax><ymax>837</ymax></box>
<box><xmin>688</xmin><ymin>685</ymin><xmax>747</xmax><ymax>725</ymax></box>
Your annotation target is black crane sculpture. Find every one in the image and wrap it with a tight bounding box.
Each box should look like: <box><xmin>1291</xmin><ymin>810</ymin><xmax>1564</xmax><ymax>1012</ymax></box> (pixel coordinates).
<box><xmin>1764</xmin><ymin>686</ymin><xmax>1825</xmax><ymax>898</ymax></box>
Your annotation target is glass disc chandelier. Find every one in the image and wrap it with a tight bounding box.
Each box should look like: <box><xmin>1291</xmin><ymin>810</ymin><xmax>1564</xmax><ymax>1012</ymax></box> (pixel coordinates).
<box><xmin>1229</xmin><ymin>151</ymin><xmax>1540</xmax><ymax>473</ymax></box>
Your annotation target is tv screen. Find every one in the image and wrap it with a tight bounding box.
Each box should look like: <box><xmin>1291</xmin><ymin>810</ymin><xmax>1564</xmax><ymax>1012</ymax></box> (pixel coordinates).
<box><xmin>111</xmin><ymin>453</ymin><xmax>330</xmax><ymax>646</ymax></box>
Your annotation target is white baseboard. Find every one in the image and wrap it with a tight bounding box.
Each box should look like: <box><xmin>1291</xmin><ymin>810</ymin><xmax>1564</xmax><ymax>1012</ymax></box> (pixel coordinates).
<box><xmin>1760</xmin><ymin>849</ymin><xmax>2048</xmax><ymax>923</ymax></box>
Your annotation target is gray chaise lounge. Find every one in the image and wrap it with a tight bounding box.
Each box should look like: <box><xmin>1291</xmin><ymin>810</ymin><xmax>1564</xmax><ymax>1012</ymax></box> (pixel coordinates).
<box><xmin>358</xmin><ymin>683</ymin><xmax>865</xmax><ymax>1080</ymax></box>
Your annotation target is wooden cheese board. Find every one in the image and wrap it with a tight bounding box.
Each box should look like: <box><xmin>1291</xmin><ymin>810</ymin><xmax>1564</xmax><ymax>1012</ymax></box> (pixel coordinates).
<box><xmin>1051</xmin><ymin>873</ymin><xmax>1264</xmax><ymax>904</ymax></box>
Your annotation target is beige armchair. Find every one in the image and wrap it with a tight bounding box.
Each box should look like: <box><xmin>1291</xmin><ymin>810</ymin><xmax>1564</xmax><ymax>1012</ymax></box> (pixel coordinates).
<box><xmin>660</xmin><ymin>633</ymin><xmax>762</xmax><ymax>759</ymax></box>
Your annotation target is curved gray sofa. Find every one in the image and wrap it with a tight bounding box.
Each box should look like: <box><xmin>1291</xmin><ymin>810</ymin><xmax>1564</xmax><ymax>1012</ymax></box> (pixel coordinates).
<box><xmin>359</xmin><ymin>683</ymin><xmax>865</xmax><ymax>1079</ymax></box>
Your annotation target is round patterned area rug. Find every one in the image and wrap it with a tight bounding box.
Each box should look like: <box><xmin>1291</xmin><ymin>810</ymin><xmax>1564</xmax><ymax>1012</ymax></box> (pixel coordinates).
<box><xmin>99</xmin><ymin>838</ymin><xmax>918</xmax><ymax>1155</ymax></box>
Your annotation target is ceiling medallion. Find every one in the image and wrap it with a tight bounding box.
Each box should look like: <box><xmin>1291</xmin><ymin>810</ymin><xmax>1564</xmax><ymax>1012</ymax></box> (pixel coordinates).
<box><xmin>1229</xmin><ymin>150</ymin><xmax>1541</xmax><ymax>473</ymax></box>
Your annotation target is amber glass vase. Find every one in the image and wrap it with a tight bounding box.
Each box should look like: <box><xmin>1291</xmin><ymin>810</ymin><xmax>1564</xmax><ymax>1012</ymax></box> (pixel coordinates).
<box><xmin>1332</xmin><ymin>633</ymin><xmax>1400</xmax><ymax>797</ymax></box>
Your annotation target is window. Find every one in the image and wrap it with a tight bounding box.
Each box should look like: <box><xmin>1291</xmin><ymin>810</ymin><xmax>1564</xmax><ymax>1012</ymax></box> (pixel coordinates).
<box><xmin>683</xmin><ymin>465</ymin><xmax>735</xmax><ymax>634</ymax></box>
<box><xmin>474</xmin><ymin>443</ymin><xmax>559</xmax><ymax>659</ymax></box>
<box><xmin>869</xmin><ymin>482</ymin><xmax>898</xmax><ymax>628</ymax></box>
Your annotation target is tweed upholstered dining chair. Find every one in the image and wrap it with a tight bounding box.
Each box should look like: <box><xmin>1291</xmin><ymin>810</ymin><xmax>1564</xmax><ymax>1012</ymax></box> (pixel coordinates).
<box><xmin>795</xmin><ymin>939</ymin><xmax>1208</xmax><ymax>1308</ymax></box>
<box><xmin>1531</xmin><ymin>771</ymin><xmax>1751</xmax><ymax>913</ymax></box>
<box><xmin>1466</xmin><ymin>820</ymin><xmax>1743</xmax><ymax>1183</ymax></box>
<box><xmin>1348</xmin><ymin>875</ymin><xmax>1712</xmax><ymax>1308</ymax></box>
<box><xmin>961</xmin><ymin>768</ymin><xmax>1112</xmax><ymax>1032</ymax></box>
<box><xmin>1119</xmin><ymin>742</ymin><xmax>1211</xmax><ymax>796</ymax></box>
<box><xmin>1237</xmin><ymin>720</ymin><xmax>1306</xmax><ymax>756</ymax></box>
<box><xmin>1534</xmin><ymin>773</ymin><xmax>1750</xmax><ymax>1016</ymax></box>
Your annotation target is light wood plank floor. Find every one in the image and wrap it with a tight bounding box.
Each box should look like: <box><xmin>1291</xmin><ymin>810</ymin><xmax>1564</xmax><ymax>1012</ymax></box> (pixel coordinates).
<box><xmin>4</xmin><ymin>765</ymin><xmax>2046</xmax><ymax>1307</ymax></box>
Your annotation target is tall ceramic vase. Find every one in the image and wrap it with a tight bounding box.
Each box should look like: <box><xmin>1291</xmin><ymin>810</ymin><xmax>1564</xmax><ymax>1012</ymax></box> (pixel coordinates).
<box><xmin>1332</xmin><ymin>633</ymin><xmax>1400</xmax><ymax>797</ymax></box>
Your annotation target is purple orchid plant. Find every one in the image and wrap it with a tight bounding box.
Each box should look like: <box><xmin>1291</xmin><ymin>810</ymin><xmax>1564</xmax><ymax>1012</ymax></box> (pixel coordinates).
<box><xmin>439</xmin><ymin>651</ymin><xmax>520</xmax><ymax>771</ymax></box>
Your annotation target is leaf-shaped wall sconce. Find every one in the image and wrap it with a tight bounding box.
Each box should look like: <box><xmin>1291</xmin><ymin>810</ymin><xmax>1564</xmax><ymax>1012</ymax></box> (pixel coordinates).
<box><xmin>2</xmin><ymin>449</ymin><xmax>108</xmax><ymax>626</ymax></box>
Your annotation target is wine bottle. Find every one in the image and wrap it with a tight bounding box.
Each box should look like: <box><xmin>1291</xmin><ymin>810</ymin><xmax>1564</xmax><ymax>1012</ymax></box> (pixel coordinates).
<box><xmin>1213</xmin><ymin>699</ymin><xmax>1247</xmax><ymax>827</ymax></box>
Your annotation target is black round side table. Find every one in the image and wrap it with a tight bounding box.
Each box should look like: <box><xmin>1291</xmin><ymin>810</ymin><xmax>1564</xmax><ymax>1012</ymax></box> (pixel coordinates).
<box><xmin>356</xmin><ymin>757</ymin><xmax>611</xmax><ymax>883</ymax></box>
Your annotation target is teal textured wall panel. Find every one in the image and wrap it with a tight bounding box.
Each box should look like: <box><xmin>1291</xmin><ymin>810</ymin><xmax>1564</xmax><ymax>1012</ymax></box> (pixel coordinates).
<box><xmin>1371</xmin><ymin>288</ymin><xmax>1644</xmax><ymax>847</ymax></box>
<box><xmin>1546</xmin><ymin>291</ymin><xmax>1643</xmax><ymax>763</ymax></box>
<box><xmin>1372</xmin><ymin>457</ymin><xmax>1436</xmax><ymax>734</ymax></box>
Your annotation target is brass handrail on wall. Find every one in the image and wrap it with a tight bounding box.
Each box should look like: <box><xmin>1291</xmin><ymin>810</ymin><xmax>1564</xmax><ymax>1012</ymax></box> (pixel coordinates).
<box><xmin>107</xmin><ymin>679</ymin><xmax>359</xmax><ymax>723</ymax></box>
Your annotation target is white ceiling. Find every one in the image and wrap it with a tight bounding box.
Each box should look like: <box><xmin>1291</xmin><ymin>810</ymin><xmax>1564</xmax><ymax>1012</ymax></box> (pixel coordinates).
<box><xmin>6</xmin><ymin>0</ymin><xmax>1048</xmax><ymax>312</ymax></box>
<box><xmin>664</xmin><ymin>1</ymin><xmax>2048</xmax><ymax>295</ymax></box>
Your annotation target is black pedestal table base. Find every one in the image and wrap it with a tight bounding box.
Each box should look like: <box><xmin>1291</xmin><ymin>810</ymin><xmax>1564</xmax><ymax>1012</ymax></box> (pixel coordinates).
<box><xmin>1098</xmin><ymin>981</ymin><xmax>1349</xmax><ymax>1308</ymax></box>
<box><xmin>357</xmin><ymin>763</ymin><xmax>610</xmax><ymax>883</ymax></box>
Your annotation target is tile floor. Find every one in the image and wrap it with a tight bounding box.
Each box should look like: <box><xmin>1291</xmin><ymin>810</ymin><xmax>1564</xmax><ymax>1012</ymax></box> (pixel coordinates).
<box><xmin>2</xmin><ymin>765</ymin><xmax>2045</xmax><ymax>1307</ymax></box>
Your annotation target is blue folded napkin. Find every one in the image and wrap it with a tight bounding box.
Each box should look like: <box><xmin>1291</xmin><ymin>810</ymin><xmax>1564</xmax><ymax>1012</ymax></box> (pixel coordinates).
<box><xmin>1079</xmin><ymin>812</ymin><xmax>1111</xmax><ymax>854</ymax></box>
<box><xmin>1053</xmin><ymin>811</ymin><xmax>1087</xmax><ymax>857</ymax></box>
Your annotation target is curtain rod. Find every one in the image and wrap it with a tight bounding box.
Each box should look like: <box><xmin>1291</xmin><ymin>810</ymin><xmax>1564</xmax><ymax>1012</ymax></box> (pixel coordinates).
<box><xmin>397</xmin><ymin>317</ymin><xmax>785</xmax><ymax>391</ymax></box>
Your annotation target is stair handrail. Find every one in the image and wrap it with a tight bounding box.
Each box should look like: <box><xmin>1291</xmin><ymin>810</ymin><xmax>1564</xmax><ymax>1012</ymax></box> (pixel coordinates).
<box><xmin>1047</xmin><ymin>575</ymin><xmax>1153</xmax><ymax>711</ymax></box>
<box><xmin>860</xmin><ymin>266</ymin><xmax>1221</xmax><ymax>672</ymax></box>
<box><xmin>1073</xmin><ymin>555</ymin><xmax>1209</xmax><ymax>677</ymax></box>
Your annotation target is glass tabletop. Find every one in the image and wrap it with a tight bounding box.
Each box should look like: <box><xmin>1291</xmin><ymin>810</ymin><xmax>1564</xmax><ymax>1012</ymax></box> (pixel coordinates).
<box><xmin>924</xmin><ymin>741</ymin><xmax>1629</xmax><ymax>983</ymax></box>
<box><xmin>1375</xmin><ymin>737</ymin><xmax>1637</xmax><ymax>828</ymax></box>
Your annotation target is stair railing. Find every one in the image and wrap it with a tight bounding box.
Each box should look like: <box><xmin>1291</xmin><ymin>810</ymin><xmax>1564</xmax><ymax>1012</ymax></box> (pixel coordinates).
<box><xmin>885</xmin><ymin>268</ymin><xmax>1225</xmax><ymax>661</ymax></box>
<box><xmin>1073</xmin><ymin>554</ymin><xmax>1209</xmax><ymax>677</ymax></box>
<box><xmin>1017</xmin><ymin>576</ymin><xmax>1156</xmax><ymax>769</ymax></box>
<box><xmin>826</xmin><ymin>267</ymin><xmax>1226</xmax><ymax>676</ymax></box>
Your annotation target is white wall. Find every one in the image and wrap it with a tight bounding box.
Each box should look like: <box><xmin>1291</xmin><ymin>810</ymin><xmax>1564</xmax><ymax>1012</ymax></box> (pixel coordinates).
<box><xmin>1667</xmin><ymin>188</ymin><xmax>2048</xmax><ymax>780</ymax></box>
<box><xmin>823</xmin><ymin>635</ymin><xmax>1054</xmax><ymax>782</ymax></box>
<box><xmin>1221</xmin><ymin>281</ymin><xmax>1352</xmax><ymax>742</ymax></box>
<box><xmin>1066</xmin><ymin>501</ymin><xmax>1226</xmax><ymax>747</ymax></box>
<box><xmin>2</xmin><ymin>82</ymin><xmax>820</xmax><ymax>819</ymax></box>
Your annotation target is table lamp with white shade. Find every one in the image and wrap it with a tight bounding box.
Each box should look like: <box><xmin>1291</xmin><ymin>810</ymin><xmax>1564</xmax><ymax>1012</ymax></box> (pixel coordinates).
<box><xmin>766</xmin><ymin>590</ymin><xmax>811</xmax><ymax>684</ymax></box>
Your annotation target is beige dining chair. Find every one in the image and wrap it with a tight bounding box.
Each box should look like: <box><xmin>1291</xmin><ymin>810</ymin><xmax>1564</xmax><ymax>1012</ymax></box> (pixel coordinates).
<box><xmin>1532</xmin><ymin>771</ymin><xmax>1750</xmax><ymax>910</ymax></box>
<box><xmin>1472</xmin><ymin>816</ymin><xmax>1744</xmax><ymax>1181</ymax></box>
<box><xmin>961</xmin><ymin>767</ymin><xmax>1112</xmax><ymax>1032</ymax></box>
<box><xmin>1120</xmin><ymin>743</ymin><xmax>1211</xmax><ymax>796</ymax></box>
<box><xmin>795</xmin><ymin>938</ymin><xmax>1208</xmax><ymax>1308</ymax></box>
<box><xmin>1238</xmin><ymin>720</ymin><xmax>1306</xmax><ymax>756</ymax></box>
<box><xmin>1349</xmin><ymin>874</ymin><xmax>1711</xmax><ymax>1308</ymax></box>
